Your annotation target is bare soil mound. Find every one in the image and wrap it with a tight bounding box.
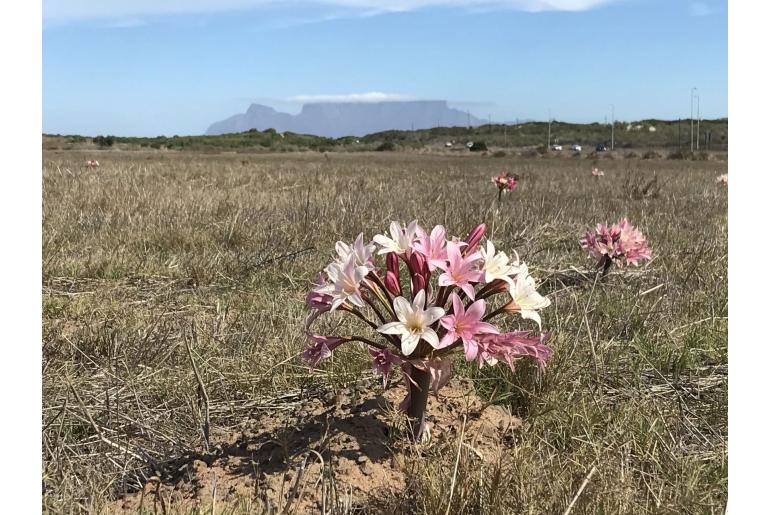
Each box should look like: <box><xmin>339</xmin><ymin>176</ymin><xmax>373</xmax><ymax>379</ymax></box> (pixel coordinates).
<box><xmin>110</xmin><ymin>377</ymin><xmax>521</xmax><ymax>513</ymax></box>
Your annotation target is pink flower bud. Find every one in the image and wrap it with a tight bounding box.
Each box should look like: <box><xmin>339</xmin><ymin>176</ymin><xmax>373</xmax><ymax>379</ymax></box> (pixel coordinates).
<box><xmin>409</xmin><ymin>252</ymin><xmax>428</xmax><ymax>277</ymax></box>
<box><xmin>463</xmin><ymin>223</ymin><xmax>486</xmax><ymax>254</ymax></box>
<box><xmin>387</xmin><ymin>252</ymin><xmax>399</xmax><ymax>276</ymax></box>
<box><xmin>411</xmin><ymin>274</ymin><xmax>426</xmax><ymax>296</ymax></box>
<box><xmin>385</xmin><ymin>270</ymin><xmax>402</xmax><ymax>296</ymax></box>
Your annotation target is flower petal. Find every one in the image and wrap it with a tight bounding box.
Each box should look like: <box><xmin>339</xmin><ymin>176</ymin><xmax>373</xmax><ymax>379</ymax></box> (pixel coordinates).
<box><xmin>401</xmin><ymin>333</ymin><xmax>420</xmax><ymax>355</ymax></box>
<box><xmin>421</xmin><ymin>328</ymin><xmax>440</xmax><ymax>349</ymax></box>
<box><xmin>377</xmin><ymin>321</ymin><xmax>405</xmax><ymax>335</ymax></box>
<box><xmin>423</xmin><ymin>307</ymin><xmax>446</xmax><ymax>326</ymax></box>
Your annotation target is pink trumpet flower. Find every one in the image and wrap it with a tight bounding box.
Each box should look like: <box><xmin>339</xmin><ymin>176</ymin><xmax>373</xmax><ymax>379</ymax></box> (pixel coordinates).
<box><xmin>369</xmin><ymin>347</ymin><xmax>402</xmax><ymax>386</ymax></box>
<box><xmin>411</xmin><ymin>225</ymin><xmax>448</xmax><ymax>271</ymax></box>
<box><xmin>307</xmin><ymin>273</ymin><xmax>333</xmax><ymax>311</ymax></box>
<box><xmin>475</xmin><ymin>332</ymin><xmax>553</xmax><ymax>371</ymax></box>
<box><xmin>438</xmin><ymin>294</ymin><xmax>499</xmax><ymax>360</ymax></box>
<box><xmin>373</xmin><ymin>220</ymin><xmax>421</xmax><ymax>255</ymax></box>
<box><xmin>436</xmin><ymin>241</ymin><xmax>484</xmax><ymax>299</ymax></box>
<box><xmin>302</xmin><ymin>335</ymin><xmax>345</xmax><ymax>368</ymax></box>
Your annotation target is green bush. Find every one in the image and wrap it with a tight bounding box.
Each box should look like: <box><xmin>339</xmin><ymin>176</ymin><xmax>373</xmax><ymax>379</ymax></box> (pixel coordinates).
<box><xmin>93</xmin><ymin>135</ymin><xmax>115</xmax><ymax>147</ymax></box>
<box><xmin>376</xmin><ymin>141</ymin><xmax>396</xmax><ymax>151</ymax></box>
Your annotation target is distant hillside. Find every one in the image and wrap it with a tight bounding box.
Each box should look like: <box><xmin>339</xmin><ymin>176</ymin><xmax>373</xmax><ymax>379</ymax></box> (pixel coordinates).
<box><xmin>206</xmin><ymin>101</ymin><xmax>485</xmax><ymax>137</ymax></box>
<box><xmin>44</xmin><ymin>118</ymin><xmax>727</xmax><ymax>154</ymax></box>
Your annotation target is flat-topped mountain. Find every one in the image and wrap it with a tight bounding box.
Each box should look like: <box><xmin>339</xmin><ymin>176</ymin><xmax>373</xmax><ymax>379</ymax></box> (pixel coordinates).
<box><xmin>206</xmin><ymin>100</ymin><xmax>484</xmax><ymax>137</ymax></box>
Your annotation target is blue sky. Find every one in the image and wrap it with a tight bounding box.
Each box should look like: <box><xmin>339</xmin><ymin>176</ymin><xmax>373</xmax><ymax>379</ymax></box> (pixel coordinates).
<box><xmin>43</xmin><ymin>0</ymin><xmax>727</xmax><ymax>136</ymax></box>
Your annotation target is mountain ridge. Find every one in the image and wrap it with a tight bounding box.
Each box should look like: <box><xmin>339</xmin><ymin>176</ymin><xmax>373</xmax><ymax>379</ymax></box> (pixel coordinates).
<box><xmin>206</xmin><ymin>100</ymin><xmax>485</xmax><ymax>137</ymax></box>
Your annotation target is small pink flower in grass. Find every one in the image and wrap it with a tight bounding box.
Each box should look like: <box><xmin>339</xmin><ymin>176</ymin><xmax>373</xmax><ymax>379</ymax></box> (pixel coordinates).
<box><xmin>368</xmin><ymin>347</ymin><xmax>402</xmax><ymax>386</ymax></box>
<box><xmin>411</xmin><ymin>225</ymin><xmax>448</xmax><ymax>271</ymax></box>
<box><xmin>492</xmin><ymin>172</ymin><xmax>517</xmax><ymax>192</ymax></box>
<box><xmin>437</xmin><ymin>241</ymin><xmax>483</xmax><ymax>299</ymax></box>
<box><xmin>581</xmin><ymin>218</ymin><xmax>651</xmax><ymax>272</ymax></box>
<box><xmin>438</xmin><ymin>293</ymin><xmax>499</xmax><ymax>360</ymax></box>
<box><xmin>303</xmin><ymin>335</ymin><xmax>345</xmax><ymax>368</ymax></box>
<box><xmin>591</xmin><ymin>167</ymin><xmax>605</xmax><ymax>177</ymax></box>
<box><xmin>716</xmin><ymin>174</ymin><xmax>727</xmax><ymax>186</ymax></box>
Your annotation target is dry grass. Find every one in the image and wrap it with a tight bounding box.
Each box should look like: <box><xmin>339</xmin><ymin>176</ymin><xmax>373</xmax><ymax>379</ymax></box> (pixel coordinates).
<box><xmin>43</xmin><ymin>150</ymin><xmax>727</xmax><ymax>513</ymax></box>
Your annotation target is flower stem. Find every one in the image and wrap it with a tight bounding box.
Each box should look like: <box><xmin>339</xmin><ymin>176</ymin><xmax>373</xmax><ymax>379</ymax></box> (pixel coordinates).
<box><xmin>407</xmin><ymin>366</ymin><xmax>431</xmax><ymax>441</ymax></box>
<box><xmin>600</xmin><ymin>256</ymin><xmax>613</xmax><ymax>278</ymax></box>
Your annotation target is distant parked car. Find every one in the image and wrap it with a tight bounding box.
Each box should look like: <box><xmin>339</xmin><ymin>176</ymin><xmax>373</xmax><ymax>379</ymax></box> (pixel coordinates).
<box><xmin>571</xmin><ymin>144</ymin><xmax>582</xmax><ymax>152</ymax></box>
<box><xmin>551</xmin><ymin>144</ymin><xmax>563</xmax><ymax>151</ymax></box>
<box><xmin>596</xmin><ymin>143</ymin><xmax>608</xmax><ymax>152</ymax></box>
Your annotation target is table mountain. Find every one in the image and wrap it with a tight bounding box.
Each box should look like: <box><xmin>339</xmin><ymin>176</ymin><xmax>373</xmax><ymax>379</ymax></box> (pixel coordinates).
<box><xmin>206</xmin><ymin>101</ymin><xmax>483</xmax><ymax>137</ymax></box>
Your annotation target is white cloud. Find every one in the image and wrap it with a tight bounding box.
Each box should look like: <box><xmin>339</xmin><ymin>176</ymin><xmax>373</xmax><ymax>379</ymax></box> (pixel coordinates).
<box><xmin>689</xmin><ymin>2</ymin><xmax>716</xmax><ymax>17</ymax></box>
<box><xmin>286</xmin><ymin>92</ymin><xmax>415</xmax><ymax>103</ymax></box>
<box><xmin>44</xmin><ymin>0</ymin><xmax>622</xmax><ymax>26</ymax></box>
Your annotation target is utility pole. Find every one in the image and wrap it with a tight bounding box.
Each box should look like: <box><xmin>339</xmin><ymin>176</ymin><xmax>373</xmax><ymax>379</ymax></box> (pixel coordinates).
<box><xmin>610</xmin><ymin>104</ymin><xmax>615</xmax><ymax>151</ymax></box>
<box><xmin>690</xmin><ymin>87</ymin><xmax>697</xmax><ymax>152</ymax></box>
<box><xmin>696</xmin><ymin>94</ymin><xmax>701</xmax><ymax>150</ymax></box>
<box><xmin>547</xmin><ymin>109</ymin><xmax>551</xmax><ymax>149</ymax></box>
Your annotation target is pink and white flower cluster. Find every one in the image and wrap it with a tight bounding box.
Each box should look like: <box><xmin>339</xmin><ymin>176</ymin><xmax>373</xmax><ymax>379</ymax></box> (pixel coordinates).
<box><xmin>715</xmin><ymin>174</ymin><xmax>727</xmax><ymax>186</ymax></box>
<box><xmin>304</xmin><ymin>220</ymin><xmax>552</xmax><ymax>407</ymax></box>
<box><xmin>580</xmin><ymin>218</ymin><xmax>652</xmax><ymax>269</ymax></box>
<box><xmin>492</xmin><ymin>172</ymin><xmax>517</xmax><ymax>192</ymax></box>
<box><xmin>591</xmin><ymin>167</ymin><xmax>605</xmax><ymax>177</ymax></box>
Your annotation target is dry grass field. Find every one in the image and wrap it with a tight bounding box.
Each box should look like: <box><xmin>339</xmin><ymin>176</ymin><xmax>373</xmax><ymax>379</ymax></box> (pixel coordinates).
<box><xmin>42</xmin><ymin>150</ymin><xmax>727</xmax><ymax>514</ymax></box>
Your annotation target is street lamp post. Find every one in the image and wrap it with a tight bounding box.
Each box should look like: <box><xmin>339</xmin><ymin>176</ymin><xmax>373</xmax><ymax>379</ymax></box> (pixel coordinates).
<box><xmin>610</xmin><ymin>104</ymin><xmax>615</xmax><ymax>151</ymax></box>
<box><xmin>696</xmin><ymin>94</ymin><xmax>701</xmax><ymax>151</ymax></box>
<box><xmin>690</xmin><ymin>87</ymin><xmax>697</xmax><ymax>152</ymax></box>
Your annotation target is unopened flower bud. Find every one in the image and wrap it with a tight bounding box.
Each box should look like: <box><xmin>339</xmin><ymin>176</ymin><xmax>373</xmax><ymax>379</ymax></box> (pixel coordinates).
<box><xmin>385</xmin><ymin>270</ymin><xmax>402</xmax><ymax>296</ymax></box>
<box><xmin>463</xmin><ymin>223</ymin><xmax>486</xmax><ymax>254</ymax></box>
<box><xmin>411</xmin><ymin>274</ymin><xmax>426</xmax><ymax>296</ymax></box>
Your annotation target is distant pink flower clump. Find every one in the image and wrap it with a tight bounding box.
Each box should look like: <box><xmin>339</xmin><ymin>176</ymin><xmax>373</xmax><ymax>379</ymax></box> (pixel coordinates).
<box><xmin>492</xmin><ymin>172</ymin><xmax>517</xmax><ymax>192</ymax></box>
<box><xmin>581</xmin><ymin>218</ymin><xmax>652</xmax><ymax>272</ymax></box>
<box><xmin>716</xmin><ymin>174</ymin><xmax>727</xmax><ymax>186</ymax></box>
<box><xmin>591</xmin><ymin>167</ymin><xmax>605</xmax><ymax>177</ymax></box>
